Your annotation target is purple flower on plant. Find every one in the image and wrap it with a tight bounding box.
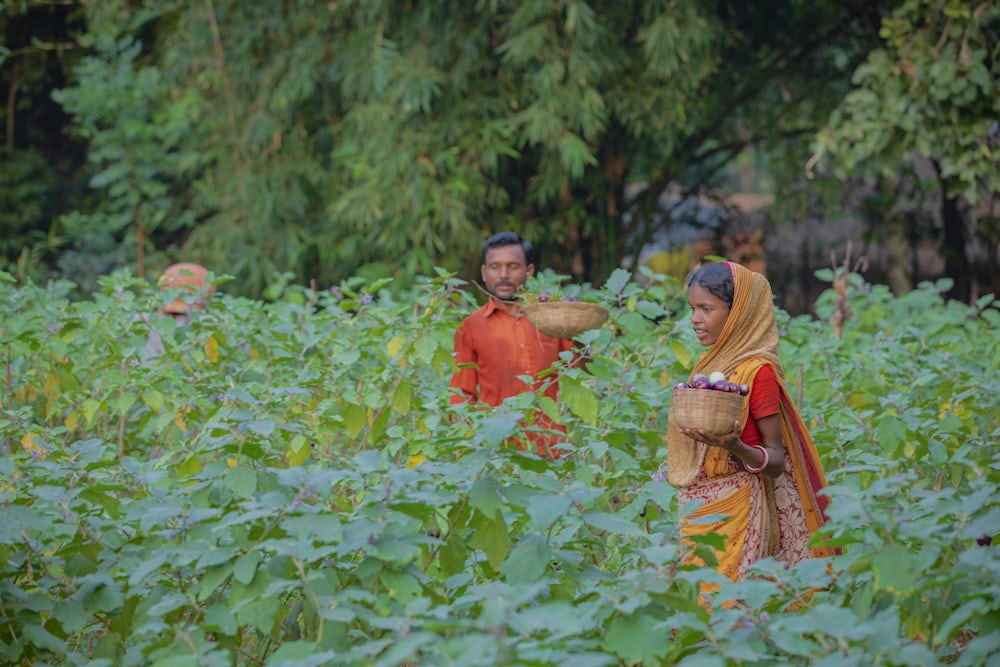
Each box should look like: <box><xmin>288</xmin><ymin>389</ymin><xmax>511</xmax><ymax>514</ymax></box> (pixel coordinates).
<box><xmin>651</xmin><ymin>470</ymin><xmax>666</xmax><ymax>482</ymax></box>
<box><xmin>329</xmin><ymin>285</ymin><xmax>342</xmax><ymax>299</ymax></box>
<box><xmin>361</xmin><ymin>293</ymin><xmax>373</xmax><ymax>305</ymax></box>
<box><xmin>48</xmin><ymin>323</ymin><xmax>61</xmax><ymax>334</ymax></box>
<box><xmin>117</xmin><ymin>336</ymin><xmax>127</xmax><ymax>343</ymax></box>
<box><xmin>322</xmin><ymin>558</ymin><xmax>335</xmax><ymax>568</ymax></box>
<box><xmin>759</xmin><ymin>611</ymin><xmax>771</xmax><ymax>623</ymax></box>
<box><xmin>977</xmin><ymin>534</ymin><xmax>992</xmax><ymax>547</ymax></box>
<box><xmin>129</xmin><ymin>358</ymin><xmax>140</xmax><ymax>367</ymax></box>
<box><xmin>539</xmin><ymin>291</ymin><xmax>552</xmax><ymax>303</ymax></box>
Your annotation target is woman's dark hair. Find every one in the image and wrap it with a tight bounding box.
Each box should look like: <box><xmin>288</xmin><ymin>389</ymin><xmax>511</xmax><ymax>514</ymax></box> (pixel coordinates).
<box><xmin>687</xmin><ymin>262</ymin><xmax>734</xmax><ymax>309</ymax></box>
<box><xmin>481</xmin><ymin>231</ymin><xmax>534</xmax><ymax>267</ymax></box>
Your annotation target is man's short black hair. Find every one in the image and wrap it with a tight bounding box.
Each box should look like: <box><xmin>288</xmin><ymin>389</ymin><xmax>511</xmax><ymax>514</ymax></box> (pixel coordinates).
<box><xmin>481</xmin><ymin>231</ymin><xmax>534</xmax><ymax>267</ymax></box>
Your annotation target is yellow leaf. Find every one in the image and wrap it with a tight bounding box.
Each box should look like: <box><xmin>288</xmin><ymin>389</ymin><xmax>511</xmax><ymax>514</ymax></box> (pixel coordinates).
<box><xmin>174</xmin><ymin>412</ymin><xmax>186</xmax><ymax>430</ymax></box>
<box><xmin>142</xmin><ymin>389</ymin><xmax>164</xmax><ymax>412</ymax></box>
<box><xmin>226</xmin><ymin>457</ymin><xmax>238</xmax><ymax>468</ymax></box>
<box><xmin>21</xmin><ymin>433</ymin><xmax>46</xmax><ymax>460</ymax></box>
<box><xmin>406</xmin><ymin>453</ymin><xmax>426</xmax><ymax>468</ymax></box>
<box><xmin>848</xmin><ymin>393</ymin><xmax>867</xmax><ymax>409</ymax></box>
<box><xmin>287</xmin><ymin>435</ymin><xmax>310</xmax><ymax>466</ymax></box>
<box><xmin>287</xmin><ymin>445</ymin><xmax>309</xmax><ymax>467</ymax></box>
<box><xmin>175</xmin><ymin>455</ymin><xmax>202</xmax><ymax>477</ymax></box>
<box><xmin>204</xmin><ymin>336</ymin><xmax>220</xmax><ymax>363</ymax></box>
<box><xmin>64</xmin><ymin>411</ymin><xmax>79</xmax><ymax>432</ymax></box>
<box><xmin>249</xmin><ymin>346</ymin><xmax>260</xmax><ymax>361</ymax></box>
<box><xmin>387</xmin><ymin>335</ymin><xmax>406</xmax><ymax>359</ymax></box>
<box><xmin>43</xmin><ymin>372</ymin><xmax>60</xmax><ymax>402</ymax></box>
<box><xmin>669</xmin><ymin>339</ymin><xmax>691</xmax><ymax>370</ymax></box>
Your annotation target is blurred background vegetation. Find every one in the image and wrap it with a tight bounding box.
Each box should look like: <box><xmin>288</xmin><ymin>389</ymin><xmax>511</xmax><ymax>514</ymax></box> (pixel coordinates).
<box><xmin>1</xmin><ymin>0</ymin><xmax>997</xmax><ymax>314</ymax></box>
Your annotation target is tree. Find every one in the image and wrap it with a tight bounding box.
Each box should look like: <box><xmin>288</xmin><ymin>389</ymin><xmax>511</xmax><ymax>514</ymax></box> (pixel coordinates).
<box><xmin>0</xmin><ymin>1</ymin><xmax>87</xmax><ymax>282</ymax></box>
<box><xmin>812</xmin><ymin>0</ymin><xmax>1000</xmax><ymax>300</ymax></box>
<box><xmin>7</xmin><ymin>0</ymin><xmax>899</xmax><ymax>295</ymax></box>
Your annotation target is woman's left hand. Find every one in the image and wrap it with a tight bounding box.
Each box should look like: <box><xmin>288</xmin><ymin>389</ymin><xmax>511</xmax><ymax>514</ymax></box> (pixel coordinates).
<box><xmin>679</xmin><ymin>420</ymin><xmax>743</xmax><ymax>452</ymax></box>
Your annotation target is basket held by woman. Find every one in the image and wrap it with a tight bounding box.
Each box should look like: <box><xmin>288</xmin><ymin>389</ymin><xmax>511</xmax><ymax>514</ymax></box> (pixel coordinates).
<box><xmin>671</xmin><ymin>387</ymin><xmax>745</xmax><ymax>435</ymax></box>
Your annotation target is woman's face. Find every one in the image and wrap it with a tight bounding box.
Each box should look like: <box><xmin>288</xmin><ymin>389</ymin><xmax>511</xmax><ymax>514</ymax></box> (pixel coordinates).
<box><xmin>688</xmin><ymin>283</ymin><xmax>730</xmax><ymax>346</ymax></box>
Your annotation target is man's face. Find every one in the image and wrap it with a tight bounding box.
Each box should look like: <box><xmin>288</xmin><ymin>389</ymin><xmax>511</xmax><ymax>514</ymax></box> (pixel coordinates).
<box><xmin>481</xmin><ymin>244</ymin><xmax>534</xmax><ymax>301</ymax></box>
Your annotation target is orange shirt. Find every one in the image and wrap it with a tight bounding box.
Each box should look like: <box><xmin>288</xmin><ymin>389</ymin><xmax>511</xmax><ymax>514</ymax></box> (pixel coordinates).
<box><xmin>449</xmin><ymin>297</ymin><xmax>575</xmax><ymax>407</ymax></box>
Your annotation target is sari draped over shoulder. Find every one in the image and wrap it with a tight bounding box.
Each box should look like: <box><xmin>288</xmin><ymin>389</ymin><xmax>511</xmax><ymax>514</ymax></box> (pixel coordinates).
<box><xmin>666</xmin><ymin>262</ymin><xmax>833</xmax><ymax>582</ymax></box>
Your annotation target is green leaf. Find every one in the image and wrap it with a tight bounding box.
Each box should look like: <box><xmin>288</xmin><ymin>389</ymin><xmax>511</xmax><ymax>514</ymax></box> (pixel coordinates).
<box><xmin>875</xmin><ymin>415</ymin><xmax>907</xmax><ymax>454</ymax></box>
<box><xmin>581</xmin><ymin>510</ymin><xmax>644</xmax><ymax>537</ymax></box>
<box><xmin>479</xmin><ymin>414</ymin><xmax>520</xmax><ymax>445</ymax></box>
<box><xmin>196</xmin><ymin>564</ymin><xmax>231</xmax><ymax>603</ymax></box>
<box><xmin>439</xmin><ymin>531</ymin><xmax>469</xmax><ymax>577</ymax></box>
<box><xmin>233</xmin><ymin>552</ymin><xmax>260</xmax><ymax>585</ymax></box>
<box><xmin>603</xmin><ymin>268</ymin><xmax>631</xmax><ymax>295</ymax></box>
<box><xmin>499</xmin><ymin>535</ymin><xmax>552</xmax><ymax>584</ymax></box>
<box><xmin>871</xmin><ymin>543</ymin><xmax>921</xmax><ymax>594</ymax></box>
<box><xmin>469</xmin><ymin>477</ymin><xmax>502</xmax><ymax>518</ymax></box>
<box><xmin>266</xmin><ymin>641</ymin><xmax>337</xmax><ymax>667</ymax></box>
<box><xmin>114</xmin><ymin>392</ymin><xmax>137</xmax><ymax>415</ymax></box>
<box><xmin>559</xmin><ymin>377</ymin><xmax>598</xmax><ymax>425</ymax></box>
<box><xmin>246</xmin><ymin>419</ymin><xmax>276</xmax><ymax>436</ymax></box>
<box><xmin>203</xmin><ymin>602</ymin><xmax>238</xmax><ymax>635</ymax></box>
<box><xmin>526</xmin><ymin>492</ymin><xmax>572</xmax><ymax>531</ymax></box>
<box><xmin>469</xmin><ymin>510</ymin><xmax>511</xmax><ymax>571</ymax></box>
<box><xmin>603</xmin><ymin>612</ymin><xmax>667</xmax><ymax>665</ymax></box>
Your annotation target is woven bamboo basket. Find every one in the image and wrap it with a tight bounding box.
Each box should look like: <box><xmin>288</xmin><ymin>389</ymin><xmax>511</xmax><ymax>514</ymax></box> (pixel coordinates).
<box><xmin>672</xmin><ymin>387</ymin><xmax>745</xmax><ymax>435</ymax></box>
<box><xmin>523</xmin><ymin>301</ymin><xmax>609</xmax><ymax>339</ymax></box>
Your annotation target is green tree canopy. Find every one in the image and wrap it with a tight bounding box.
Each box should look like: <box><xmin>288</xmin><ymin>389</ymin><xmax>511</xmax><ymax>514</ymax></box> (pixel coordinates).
<box><xmin>5</xmin><ymin>0</ymin><xmax>902</xmax><ymax>295</ymax></box>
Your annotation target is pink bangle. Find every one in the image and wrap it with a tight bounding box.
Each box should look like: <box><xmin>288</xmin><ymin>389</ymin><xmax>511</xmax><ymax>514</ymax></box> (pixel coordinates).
<box><xmin>742</xmin><ymin>444</ymin><xmax>768</xmax><ymax>474</ymax></box>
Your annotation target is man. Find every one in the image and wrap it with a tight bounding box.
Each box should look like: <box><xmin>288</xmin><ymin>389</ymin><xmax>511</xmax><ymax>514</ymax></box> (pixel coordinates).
<box><xmin>158</xmin><ymin>262</ymin><xmax>216</xmax><ymax>322</ymax></box>
<box><xmin>140</xmin><ymin>262</ymin><xmax>216</xmax><ymax>361</ymax></box>
<box><xmin>449</xmin><ymin>232</ymin><xmax>575</xmax><ymax>458</ymax></box>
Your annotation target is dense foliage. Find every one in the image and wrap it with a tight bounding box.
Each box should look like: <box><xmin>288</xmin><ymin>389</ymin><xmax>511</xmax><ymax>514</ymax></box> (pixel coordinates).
<box><xmin>0</xmin><ymin>0</ymin><xmax>936</xmax><ymax>293</ymax></box>
<box><xmin>2</xmin><ymin>268</ymin><xmax>998</xmax><ymax>665</ymax></box>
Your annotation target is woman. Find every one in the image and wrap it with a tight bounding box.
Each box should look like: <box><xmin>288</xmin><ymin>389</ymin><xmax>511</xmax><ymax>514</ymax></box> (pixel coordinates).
<box><xmin>666</xmin><ymin>261</ymin><xmax>834</xmax><ymax>583</ymax></box>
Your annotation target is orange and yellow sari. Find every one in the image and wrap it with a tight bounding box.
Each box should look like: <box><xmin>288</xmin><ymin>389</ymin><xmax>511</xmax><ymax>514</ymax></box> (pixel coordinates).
<box><xmin>666</xmin><ymin>263</ymin><xmax>833</xmax><ymax>582</ymax></box>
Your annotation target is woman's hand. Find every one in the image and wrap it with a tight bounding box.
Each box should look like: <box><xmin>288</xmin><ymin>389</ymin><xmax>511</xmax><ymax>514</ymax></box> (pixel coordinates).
<box><xmin>680</xmin><ymin>417</ymin><xmax>786</xmax><ymax>477</ymax></box>
<box><xmin>679</xmin><ymin>420</ymin><xmax>744</xmax><ymax>453</ymax></box>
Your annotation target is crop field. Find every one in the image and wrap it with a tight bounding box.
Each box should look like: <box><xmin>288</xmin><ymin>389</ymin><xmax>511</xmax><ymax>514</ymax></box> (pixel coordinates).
<box><xmin>2</xmin><ymin>268</ymin><xmax>998</xmax><ymax>666</ymax></box>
